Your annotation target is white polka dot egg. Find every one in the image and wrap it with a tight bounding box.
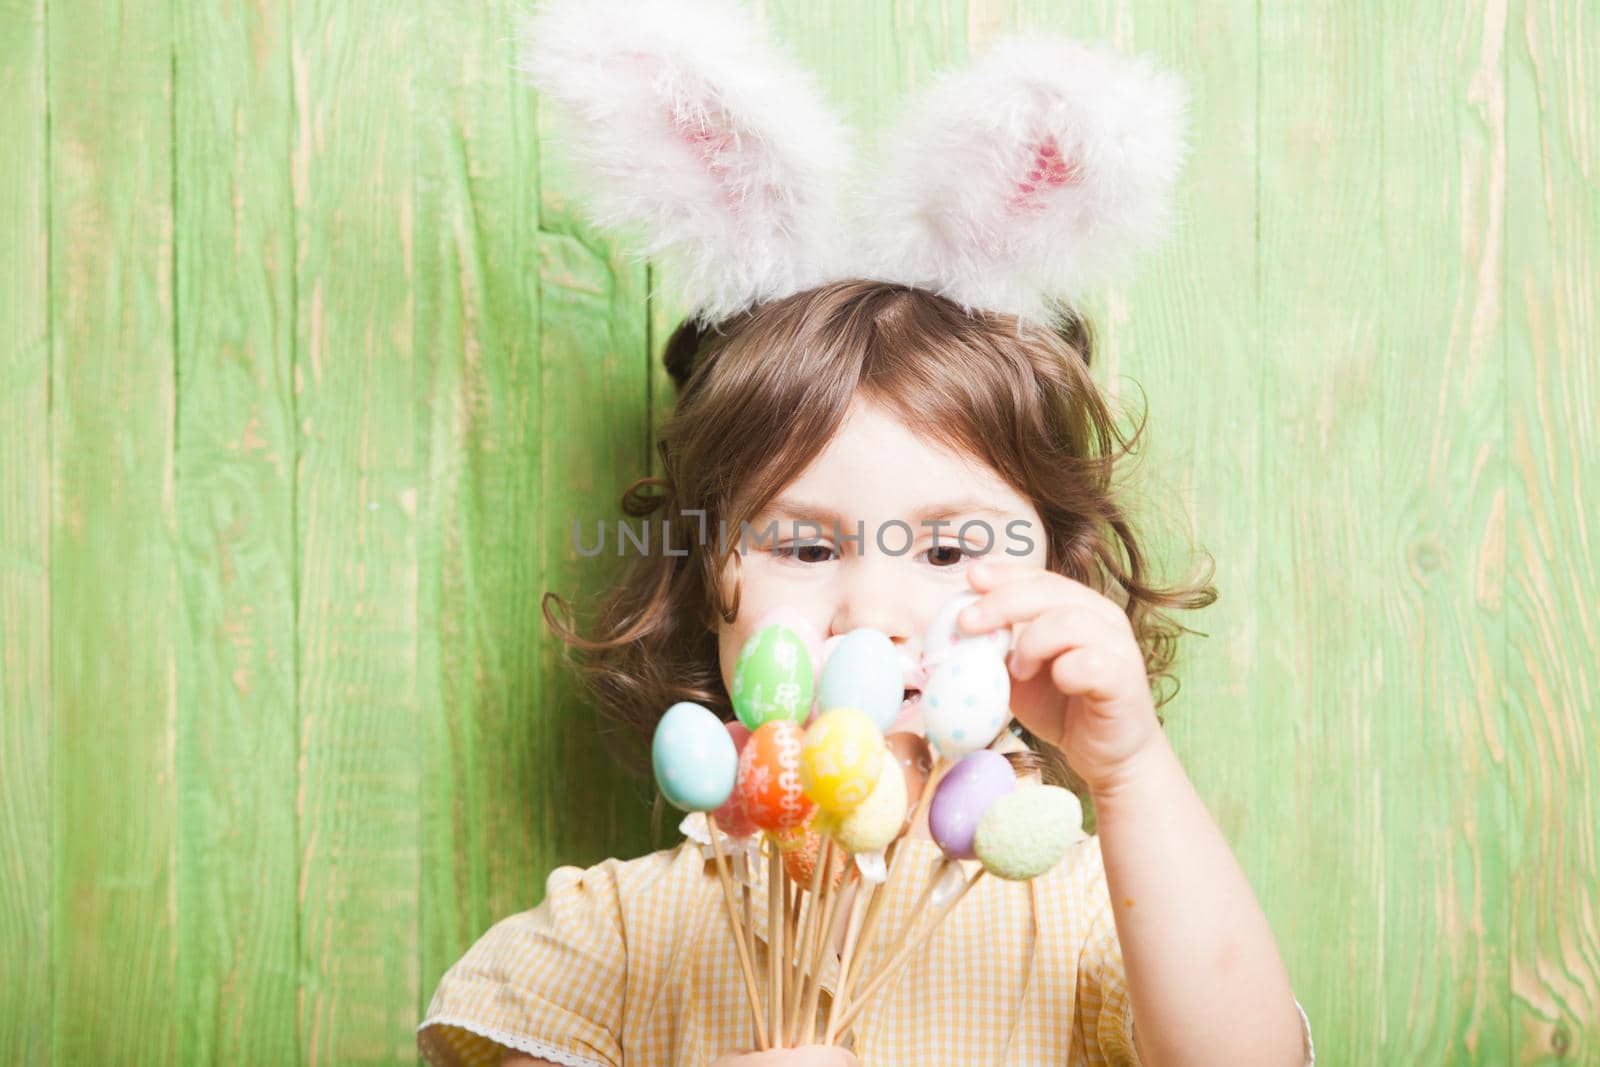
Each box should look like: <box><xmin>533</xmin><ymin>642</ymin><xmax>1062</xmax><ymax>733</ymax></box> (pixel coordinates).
<box><xmin>920</xmin><ymin>642</ymin><xmax>1012</xmax><ymax>759</ymax></box>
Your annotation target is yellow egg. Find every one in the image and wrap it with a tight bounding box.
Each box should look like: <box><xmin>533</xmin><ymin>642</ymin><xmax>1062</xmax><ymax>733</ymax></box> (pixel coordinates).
<box><xmin>810</xmin><ymin>808</ymin><xmax>841</xmax><ymax>837</ymax></box>
<box><xmin>799</xmin><ymin>707</ymin><xmax>885</xmax><ymax>815</ymax></box>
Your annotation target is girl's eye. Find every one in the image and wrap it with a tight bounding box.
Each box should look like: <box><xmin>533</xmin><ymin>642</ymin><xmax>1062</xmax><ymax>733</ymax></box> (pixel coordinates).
<box><xmin>926</xmin><ymin>544</ymin><xmax>974</xmax><ymax>567</ymax></box>
<box><xmin>773</xmin><ymin>543</ymin><xmax>836</xmax><ymax>564</ymax></box>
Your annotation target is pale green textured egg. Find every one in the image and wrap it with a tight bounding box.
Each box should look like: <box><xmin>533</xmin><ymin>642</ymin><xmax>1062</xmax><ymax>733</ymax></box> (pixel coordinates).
<box><xmin>973</xmin><ymin>784</ymin><xmax>1085</xmax><ymax>880</ymax></box>
<box><xmin>834</xmin><ymin>748</ymin><xmax>907</xmax><ymax>854</ymax></box>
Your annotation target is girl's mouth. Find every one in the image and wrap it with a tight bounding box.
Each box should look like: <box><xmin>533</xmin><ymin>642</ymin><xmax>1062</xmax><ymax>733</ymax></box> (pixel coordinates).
<box><xmin>891</xmin><ymin>688</ymin><xmax>922</xmax><ymax>732</ymax></box>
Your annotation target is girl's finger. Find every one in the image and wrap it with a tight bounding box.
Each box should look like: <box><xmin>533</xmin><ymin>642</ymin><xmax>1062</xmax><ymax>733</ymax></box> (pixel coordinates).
<box><xmin>969</xmin><ymin>556</ymin><xmax>1103</xmax><ymax>601</ymax></box>
<box><xmin>1007</xmin><ymin>607</ymin><xmax>1082</xmax><ymax>681</ymax></box>
<box><xmin>1049</xmin><ymin>644</ymin><xmax>1125</xmax><ymax>705</ymax></box>
<box><xmin>1006</xmin><ymin>606</ymin><xmax>1119</xmax><ymax>682</ymax></box>
<box><xmin>960</xmin><ymin>568</ymin><xmax>1124</xmax><ymax>636</ymax></box>
<box><xmin>967</xmin><ymin>556</ymin><xmax>1044</xmax><ymax>591</ymax></box>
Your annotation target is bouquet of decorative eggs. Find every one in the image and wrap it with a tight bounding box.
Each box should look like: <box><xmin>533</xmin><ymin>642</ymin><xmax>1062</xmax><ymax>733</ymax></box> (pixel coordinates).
<box><xmin>651</xmin><ymin>591</ymin><xmax>1086</xmax><ymax>1050</ymax></box>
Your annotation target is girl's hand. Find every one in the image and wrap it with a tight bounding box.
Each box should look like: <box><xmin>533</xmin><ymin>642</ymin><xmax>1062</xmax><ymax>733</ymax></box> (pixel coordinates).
<box><xmin>960</xmin><ymin>558</ymin><xmax>1161</xmax><ymax>794</ymax></box>
<box><xmin>709</xmin><ymin>1046</ymin><xmax>860</xmax><ymax>1066</ymax></box>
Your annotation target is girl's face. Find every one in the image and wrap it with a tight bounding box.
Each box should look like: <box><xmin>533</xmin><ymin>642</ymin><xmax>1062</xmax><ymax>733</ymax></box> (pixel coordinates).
<box><xmin>716</xmin><ymin>395</ymin><xmax>1047</xmax><ymax>735</ymax></box>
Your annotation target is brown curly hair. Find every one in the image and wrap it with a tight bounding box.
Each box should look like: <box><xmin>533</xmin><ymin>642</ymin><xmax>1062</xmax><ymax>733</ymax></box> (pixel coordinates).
<box><xmin>543</xmin><ymin>278</ymin><xmax>1217</xmax><ymax>797</ymax></box>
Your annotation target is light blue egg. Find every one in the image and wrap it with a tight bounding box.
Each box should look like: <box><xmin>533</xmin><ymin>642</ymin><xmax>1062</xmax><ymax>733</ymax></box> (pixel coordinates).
<box><xmin>817</xmin><ymin>628</ymin><xmax>904</xmax><ymax>732</ymax></box>
<box><xmin>652</xmin><ymin>701</ymin><xmax>738</xmax><ymax>812</ymax></box>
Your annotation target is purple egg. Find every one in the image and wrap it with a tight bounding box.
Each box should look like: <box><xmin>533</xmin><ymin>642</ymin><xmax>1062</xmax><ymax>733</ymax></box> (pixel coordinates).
<box><xmin>928</xmin><ymin>749</ymin><xmax>1017</xmax><ymax>860</ymax></box>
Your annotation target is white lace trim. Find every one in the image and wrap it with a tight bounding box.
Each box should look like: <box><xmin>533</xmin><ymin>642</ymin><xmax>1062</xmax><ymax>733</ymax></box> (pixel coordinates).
<box><xmin>417</xmin><ymin>1013</ymin><xmax>612</xmax><ymax>1067</ymax></box>
<box><xmin>1298</xmin><ymin>999</ymin><xmax>1316</xmax><ymax>1065</ymax></box>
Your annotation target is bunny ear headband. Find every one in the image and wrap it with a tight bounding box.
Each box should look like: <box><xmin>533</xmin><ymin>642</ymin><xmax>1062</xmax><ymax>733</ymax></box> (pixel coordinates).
<box><xmin>515</xmin><ymin>0</ymin><xmax>1189</xmax><ymax>333</ymax></box>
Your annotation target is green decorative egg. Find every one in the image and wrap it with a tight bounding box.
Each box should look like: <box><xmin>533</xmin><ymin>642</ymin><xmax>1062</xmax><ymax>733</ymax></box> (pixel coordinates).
<box><xmin>731</xmin><ymin>623</ymin><xmax>814</xmax><ymax>730</ymax></box>
<box><xmin>973</xmin><ymin>784</ymin><xmax>1085</xmax><ymax>881</ymax></box>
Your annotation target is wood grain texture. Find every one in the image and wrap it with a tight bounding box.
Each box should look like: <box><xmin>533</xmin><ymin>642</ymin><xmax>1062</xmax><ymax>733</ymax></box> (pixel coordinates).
<box><xmin>532</xmin><ymin>17</ymin><xmax>658</xmax><ymax>877</ymax></box>
<box><xmin>412</xmin><ymin>0</ymin><xmax>653</xmax><ymax>1006</ymax></box>
<box><xmin>1507</xmin><ymin>1</ymin><xmax>1600</xmax><ymax>1062</ymax></box>
<box><xmin>1254</xmin><ymin>3</ymin><xmax>1399</xmax><ymax>1061</ymax></box>
<box><xmin>0</xmin><ymin>0</ymin><xmax>50</xmax><ymax>1061</ymax></box>
<box><xmin>6</xmin><ymin>2</ymin><xmax>1600</xmax><ymax>1064</ymax></box>
<box><xmin>1374</xmin><ymin>1</ymin><xmax>1511</xmax><ymax>1059</ymax></box>
<box><xmin>415</xmin><ymin>0</ymin><xmax>548</xmax><ymax>1000</ymax></box>
<box><xmin>172</xmin><ymin>0</ymin><xmax>300</xmax><ymax>1061</ymax></box>
<box><xmin>291</xmin><ymin>4</ymin><xmax>422</xmax><ymax>1062</ymax></box>
<box><xmin>46</xmin><ymin>0</ymin><xmax>179</xmax><ymax>1060</ymax></box>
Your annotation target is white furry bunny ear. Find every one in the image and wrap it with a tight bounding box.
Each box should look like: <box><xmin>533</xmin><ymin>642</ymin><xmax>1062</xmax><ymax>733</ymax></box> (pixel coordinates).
<box><xmin>516</xmin><ymin>0</ymin><xmax>857</xmax><ymax>327</ymax></box>
<box><xmin>845</xmin><ymin>36</ymin><xmax>1190</xmax><ymax>326</ymax></box>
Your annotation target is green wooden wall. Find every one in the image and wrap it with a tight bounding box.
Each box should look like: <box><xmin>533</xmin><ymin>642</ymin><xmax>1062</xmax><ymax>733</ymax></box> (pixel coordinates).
<box><xmin>2</xmin><ymin>0</ymin><xmax>1595</xmax><ymax>1063</ymax></box>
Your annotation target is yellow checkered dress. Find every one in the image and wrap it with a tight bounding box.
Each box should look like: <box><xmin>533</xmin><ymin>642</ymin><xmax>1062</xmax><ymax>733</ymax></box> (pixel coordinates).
<box><xmin>416</xmin><ymin>826</ymin><xmax>1314</xmax><ymax>1065</ymax></box>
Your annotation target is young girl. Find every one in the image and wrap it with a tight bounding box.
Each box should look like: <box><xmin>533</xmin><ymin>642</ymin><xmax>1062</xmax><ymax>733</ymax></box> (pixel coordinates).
<box><xmin>420</xmin><ymin>3</ymin><xmax>1313</xmax><ymax>1064</ymax></box>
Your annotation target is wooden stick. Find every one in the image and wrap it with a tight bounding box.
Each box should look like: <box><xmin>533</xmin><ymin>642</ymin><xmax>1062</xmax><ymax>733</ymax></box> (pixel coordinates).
<box><xmin>768</xmin><ymin>839</ymin><xmax>784</xmax><ymax>1048</ymax></box>
<box><xmin>707</xmin><ymin>816</ymin><xmax>769</xmax><ymax>1050</ymax></box>
<box><xmin>836</xmin><ymin>756</ymin><xmax>950</xmax><ymax>1007</ymax></box>
<box><xmin>803</xmin><ymin>860</ymin><xmax>854</xmax><ymax>1045</ymax></box>
<box><xmin>795</xmin><ymin>842</ymin><xmax>839</xmax><ymax>1044</ymax></box>
<box><xmin>787</xmin><ymin>838</ymin><xmax>829</xmax><ymax>1045</ymax></box>
<box><xmin>851</xmin><ymin>857</ymin><xmax>953</xmax><ymax>997</ymax></box>
<box><xmin>783</xmin><ymin>874</ymin><xmax>799</xmax><ymax>1041</ymax></box>
<box><xmin>831</xmin><ymin>844</ymin><xmax>892</xmax><ymax>1000</ymax></box>
<box><xmin>740</xmin><ymin>849</ymin><xmax>756</xmax><ymax>995</ymax></box>
<box><xmin>823</xmin><ymin>875</ymin><xmax>876</xmax><ymax>1045</ymax></box>
<box><xmin>826</xmin><ymin>838</ymin><xmax>904</xmax><ymax>1042</ymax></box>
<box><xmin>828</xmin><ymin>867</ymin><xmax>986</xmax><ymax>1038</ymax></box>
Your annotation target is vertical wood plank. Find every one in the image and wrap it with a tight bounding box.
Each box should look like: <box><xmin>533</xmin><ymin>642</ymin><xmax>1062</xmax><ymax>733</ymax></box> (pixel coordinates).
<box><xmin>1006</xmin><ymin>0</ymin><xmax>1292</xmax><ymax>1041</ymax></box>
<box><xmin>1102</xmin><ymin>0</ymin><xmax>1267</xmax><ymax>910</ymax></box>
<box><xmin>532</xmin><ymin>53</ymin><xmax>657</xmax><ymax>880</ymax></box>
<box><xmin>771</xmin><ymin>0</ymin><xmax>970</xmax><ymax>136</ymax></box>
<box><xmin>0</xmin><ymin>0</ymin><xmax>51</xmax><ymax>1060</ymax></box>
<box><xmin>172</xmin><ymin>0</ymin><xmax>300</xmax><ymax>1061</ymax></box>
<box><xmin>292</xmin><ymin>4</ymin><xmax>421</xmax><ymax>1061</ymax></box>
<box><xmin>1256</xmin><ymin>2</ymin><xmax>1388</xmax><ymax>1062</ymax></box>
<box><xmin>413</xmin><ymin>0</ymin><xmax>656</xmax><ymax>1003</ymax></box>
<box><xmin>1506</xmin><ymin>1</ymin><xmax>1600</xmax><ymax>1061</ymax></box>
<box><xmin>1374</xmin><ymin>0</ymin><xmax>1511</xmax><ymax>1060</ymax></box>
<box><xmin>415</xmin><ymin>0</ymin><xmax>541</xmax><ymax>998</ymax></box>
<box><xmin>46</xmin><ymin>0</ymin><xmax>178</xmax><ymax>1060</ymax></box>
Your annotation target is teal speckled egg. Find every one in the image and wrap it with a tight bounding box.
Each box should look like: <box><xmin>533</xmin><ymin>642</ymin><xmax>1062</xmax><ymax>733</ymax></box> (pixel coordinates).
<box><xmin>731</xmin><ymin>623</ymin><xmax>815</xmax><ymax>729</ymax></box>
<box><xmin>652</xmin><ymin>701</ymin><xmax>739</xmax><ymax>812</ymax></box>
<box><xmin>973</xmin><ymin>784</ymin><xmax>1085</xmax><ymax>880</ymax></box>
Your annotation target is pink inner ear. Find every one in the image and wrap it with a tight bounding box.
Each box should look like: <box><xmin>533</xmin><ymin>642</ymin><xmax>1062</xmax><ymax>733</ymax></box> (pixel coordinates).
<box><xmin>1005</xmin><ymin>138</ymin><xmax>1082</xmax><ymax>216</ymax></box>
<box><xmin>620</xmin><ymin>49</ymin><xmax>755</xmax><ymax>216</ymax></box>
<box><xmin>667</xmin><ymin>101</ymin><xmax>756</xmax><ymax>216</ymax></box>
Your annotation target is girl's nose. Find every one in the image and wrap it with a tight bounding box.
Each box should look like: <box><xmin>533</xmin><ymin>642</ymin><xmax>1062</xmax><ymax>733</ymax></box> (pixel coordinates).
<box><xmin>827</xmin><ymin>554</ymin><xmax>916</xmax><ymax>649</ymax></box>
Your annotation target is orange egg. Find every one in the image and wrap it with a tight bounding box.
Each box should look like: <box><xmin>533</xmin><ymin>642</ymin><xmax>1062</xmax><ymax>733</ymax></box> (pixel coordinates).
<box><xmin>736</xmin><ymin>721</ymin><xmax>815</xmax><ymax>832</ymax></box>
<box><xmin>782</xmin><ymin>823</ymin><xmax>848</xmax><ymax>889</ymax></box>
<box><xmin>709</xmin><ymin>721</ymin><xmax>759</xmax><ymax>838</ymax></box>
<box><xmin>769</xmin><ymin>822</ymin><xmax>811</xmax><ymax>853</ymax></box>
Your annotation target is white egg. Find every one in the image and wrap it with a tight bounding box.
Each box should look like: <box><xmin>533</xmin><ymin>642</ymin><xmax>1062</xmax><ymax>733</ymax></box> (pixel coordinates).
<box><xmin>924</xmin><ymin>590</ymin><xmax>1013</xmax><ymax>669</ymax></box>
<box><xmin>816</xmin><ymin>628</ymin><xmax>904</xmax><ymax>733</ymax></box>
<box><xmin>920</xmin><ymin>642</ymin><xmax>1012</xmax><ymax>758</ymax></box>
